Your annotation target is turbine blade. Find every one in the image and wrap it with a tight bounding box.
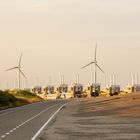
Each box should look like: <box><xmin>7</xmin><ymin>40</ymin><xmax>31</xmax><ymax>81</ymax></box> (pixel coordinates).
<box><xmin>95</xmin><ymin>43</ymin><xmax>97</xmax><ymax>61</ymax></box>
<box><xmin>81</xmin><ymin>61</ymin><xmax>94</xmax><ymax>69</ymax></box>
<box><xmin>6</xmin><ymin>67</ymin><xmax>18</xmax><ymax>71</ymax></box>
<box><xmin>19</xmin><ymin>69</ymin><xmax>27</xmax><ymax>79</ymax></box>
<box><xmin>19</xmin><ymin>53</ymin><xmax>23</xmax><ymax>66</ymax></box>
<box><xmin>96</xmin><ymin>64</ymin><xmax>105</xmax><ymax>73</ymax></box>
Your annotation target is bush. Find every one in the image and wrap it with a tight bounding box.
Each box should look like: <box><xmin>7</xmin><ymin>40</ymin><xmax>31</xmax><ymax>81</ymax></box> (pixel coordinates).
<box><xmin>0</xmin><ymin>90</ymin><xmax>28</xmax><ymax>109</ymax></box>
<box><xmin>0</xmin><ymin>91</ymin><xmax>17</xmax><ymax>106</ymax></box>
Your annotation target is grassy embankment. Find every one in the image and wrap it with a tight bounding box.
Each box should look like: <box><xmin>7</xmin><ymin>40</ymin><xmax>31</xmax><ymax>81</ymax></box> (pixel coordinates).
<box><xmin>0</xmin><ymin>90</ymin><xmax>43</xmax><ymax>110</ymax></box>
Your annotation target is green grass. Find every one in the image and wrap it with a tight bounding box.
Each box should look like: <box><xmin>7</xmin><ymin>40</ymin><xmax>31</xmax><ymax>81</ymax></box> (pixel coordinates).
<box><xmin>14</xmin><ymin>90</ymin><xmax>38</xmax><ymax>98</ymax></box>
<box><xmin>0</xmin><ymin>90</ymin><xmax>43</xmax><ymax>110</ymax></box>
<box><xmin>0</xmin><ymin>90</ymin><xmax>28</xmax><ymax>110</ymax></box>
<box><xmin>0</xmin><ymin>91</ymin><xmax>16</xmax><ymax>106</ymax></box>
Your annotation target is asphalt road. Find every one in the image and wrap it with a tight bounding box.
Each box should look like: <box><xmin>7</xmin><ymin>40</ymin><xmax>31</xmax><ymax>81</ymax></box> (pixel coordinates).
<box><xmin>0</xmin><ymin>100</ymin><xmax>68</xmax><ymax>140</ymax></box>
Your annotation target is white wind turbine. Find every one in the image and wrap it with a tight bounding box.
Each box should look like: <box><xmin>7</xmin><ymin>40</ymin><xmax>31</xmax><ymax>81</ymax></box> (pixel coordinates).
<box><xmin>6</xmin><ymin>53</ymin><xmax>27</xmax><ymax>89</ymax></box>
<box><xmin>81</xmin><ymin>44</ymin><xmax>104</xmax><ymax>85</ymax></box>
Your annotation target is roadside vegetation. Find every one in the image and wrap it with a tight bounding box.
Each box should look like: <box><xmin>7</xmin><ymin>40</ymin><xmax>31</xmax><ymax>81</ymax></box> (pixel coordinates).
<box><xmin>0</xmin><ymin>90</ymin><xmax>43</xmax><ymax>110</ymax></box>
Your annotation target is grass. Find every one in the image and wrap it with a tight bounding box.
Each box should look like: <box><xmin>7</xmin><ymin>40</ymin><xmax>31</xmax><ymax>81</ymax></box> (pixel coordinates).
<box><xmin>10</xmin><ymin>90</ymin><xmax>39</xmax><ymax>98</ymax></box>
<box><xmin>0</xmin><ymin>90</ymin><xmax>44</xmax><ymax>110</ymax></box>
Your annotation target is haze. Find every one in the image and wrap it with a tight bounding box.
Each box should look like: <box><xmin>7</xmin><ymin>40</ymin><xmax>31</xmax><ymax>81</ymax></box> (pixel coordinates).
<box><xmin>0</xmin><ymin>0</ymin><xmax>140</xmax><ymax>89</ymax></box>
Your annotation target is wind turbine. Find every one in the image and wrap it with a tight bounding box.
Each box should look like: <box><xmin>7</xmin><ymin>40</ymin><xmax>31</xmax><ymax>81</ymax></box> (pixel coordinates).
<box><xmin>6</xmin><ymin>53</ymin><xmax>27</xmax><ymax>89</ymax></box>
<box><xmin>81</xmin><ymin>44</ymin><xmax>104</xmax><ymax>85</ymax></box>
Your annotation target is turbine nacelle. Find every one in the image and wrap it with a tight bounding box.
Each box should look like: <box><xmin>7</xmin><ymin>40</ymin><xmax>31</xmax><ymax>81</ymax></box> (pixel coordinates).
<box><xmin>81</xmin><ymin>44</ymin><xmax>105</xmax><ymax>84</ymax></box>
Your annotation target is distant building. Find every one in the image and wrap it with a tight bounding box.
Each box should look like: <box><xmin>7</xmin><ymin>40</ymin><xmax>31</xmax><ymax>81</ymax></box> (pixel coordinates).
<box><xmin>127</xmin><ymin>84</ymin><xmax>134</xmax><ymax>94</ymax></box>
<box><xmin>69</xmin><ymin>83</ymin><xmax>83</xmax><ymax>98</ymax></box>
<box><xmin>31</xmin><ymin>86</ymin><xmax>42</xmax><ymax>94</ymax></box>
<box><xmin>106</xmin><ymin>85</ymin><xmax>120</xmax><ymax>96</ymax></box>
<box><xmin>133</xmin><ymin>84</ymin><xmax>140</xmax><ymax>92</ymax></box>
<box><xmin>43</xmin><ymin>86</ymin><xmax>54</xmax><ymax>95</ymax></box>
<box><xmin>59</xmin><ymin>84</ymin><xmax>68</xmax><ymax>93</ymax></box>
<box><xmin>85</xmin><ymin>84</ymin><xmax>101</xmax><ymax>97</ymax></box>
<box><xmin>110</xmin><ymin>85</ymin><xmax>120</xmax><ymax>96</ymax></box>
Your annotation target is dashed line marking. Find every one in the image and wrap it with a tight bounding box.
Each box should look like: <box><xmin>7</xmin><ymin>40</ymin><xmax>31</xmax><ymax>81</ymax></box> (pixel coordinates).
<box><xmin>9</xmin><ymin>130</ymin><xmax>13</xmax><ymax>133</ymax></box>
<box><xmin>0</xmin><ymin>102</ymin><xmax>64</xmax><ymax>139</ymax></box>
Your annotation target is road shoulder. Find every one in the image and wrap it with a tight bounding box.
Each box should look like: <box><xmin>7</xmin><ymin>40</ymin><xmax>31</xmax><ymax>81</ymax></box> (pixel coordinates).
<box><xmin>38</xmin><ymin>95</ymin><xmax>140</xmax><ymax>140</ymax></box>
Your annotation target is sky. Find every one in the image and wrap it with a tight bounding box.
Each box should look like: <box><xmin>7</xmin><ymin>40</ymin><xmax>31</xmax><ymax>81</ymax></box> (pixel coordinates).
<box><xmin>0</xmin><ymin>0</ymin><xmax>140</xmax><ymax>89</ymax></box>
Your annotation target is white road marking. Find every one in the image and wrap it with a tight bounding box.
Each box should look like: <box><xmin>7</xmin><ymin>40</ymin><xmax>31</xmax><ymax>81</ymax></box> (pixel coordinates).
<box><xmin>31</xmin><ymin>102</ymin><xmax>69</xmax><ymax>140</ymax></box>
<box><xmin>0</xmin><ymin>102</ymin><xmax>64</xmax><ymax>140</ymax></box>
<box><xmin>9</xmin><ymin>130</ymin><xmax>13</xmax><ymax>133</ymax></box>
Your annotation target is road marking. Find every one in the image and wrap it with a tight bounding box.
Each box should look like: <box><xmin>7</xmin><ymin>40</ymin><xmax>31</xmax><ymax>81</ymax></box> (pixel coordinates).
<box><xmin>31</xmin><ymin>102</ymin><xmax>69</xmax><ymax>140</ymax></box>
<box><xmin>9</xmin><ymin>130</ymin><xmax>13</xmax><ymax>133</ymax></box>
<box><xmin>0</xmin><ymin>102</ymin><xmax>65</xmax><ymax>140</ymax></box>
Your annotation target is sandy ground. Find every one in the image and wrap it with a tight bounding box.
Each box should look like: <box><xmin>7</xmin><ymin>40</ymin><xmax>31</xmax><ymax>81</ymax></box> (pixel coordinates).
<box><xmin>38</xmin><ymin>93</ymin><xmax>140</xmax><ymax>140</ymax></box>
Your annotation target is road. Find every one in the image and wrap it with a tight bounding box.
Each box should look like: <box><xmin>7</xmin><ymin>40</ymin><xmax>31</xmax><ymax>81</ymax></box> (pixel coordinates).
<box><xmin>0</xmin><ymin>100</ymin><xmax>68</xmax><ymax>140</ymax></box>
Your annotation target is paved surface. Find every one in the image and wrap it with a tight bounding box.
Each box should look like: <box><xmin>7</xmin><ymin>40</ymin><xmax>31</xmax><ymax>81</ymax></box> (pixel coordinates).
<box><xmin>0</xmin><ymin>100</ymin><xmax>68</xmax><ymax>140</ymax></box>
<box><xmin>38</xmin><ymin>94</ymin><xmax>140</xmax><ymax>140</ymax></box>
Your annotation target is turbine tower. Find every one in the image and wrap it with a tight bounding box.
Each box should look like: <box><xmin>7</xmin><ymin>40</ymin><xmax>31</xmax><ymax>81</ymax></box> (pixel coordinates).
<box><xmin>81</xmin><ymin>44</ymin><xmax>104</xmax><ymax>85</ymax></box>
<box><xmin>6</xmin><ymin>53</ymin><xmax>27</xmax><ymax>89</ymax></box>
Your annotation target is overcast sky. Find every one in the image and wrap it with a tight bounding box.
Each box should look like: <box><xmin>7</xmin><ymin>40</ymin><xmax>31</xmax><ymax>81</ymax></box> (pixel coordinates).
<box><xmin>0</xmin><ymin>0</ymin><xmax>140</xmax><ymax>89</ymax></box>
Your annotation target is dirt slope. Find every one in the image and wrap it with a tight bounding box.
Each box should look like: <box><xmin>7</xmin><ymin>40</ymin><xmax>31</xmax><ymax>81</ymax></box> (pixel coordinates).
<box><xmin>38</xmin><ymin>93</ymin><xmax>140</xmax><ymax>140</ymax></box>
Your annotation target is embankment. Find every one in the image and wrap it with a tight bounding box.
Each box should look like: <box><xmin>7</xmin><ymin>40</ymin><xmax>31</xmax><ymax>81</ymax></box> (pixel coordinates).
<box><xmin>0</xmin><ymin>90</ymin><xmax>43</xmax><ymax>110</ymax></box>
